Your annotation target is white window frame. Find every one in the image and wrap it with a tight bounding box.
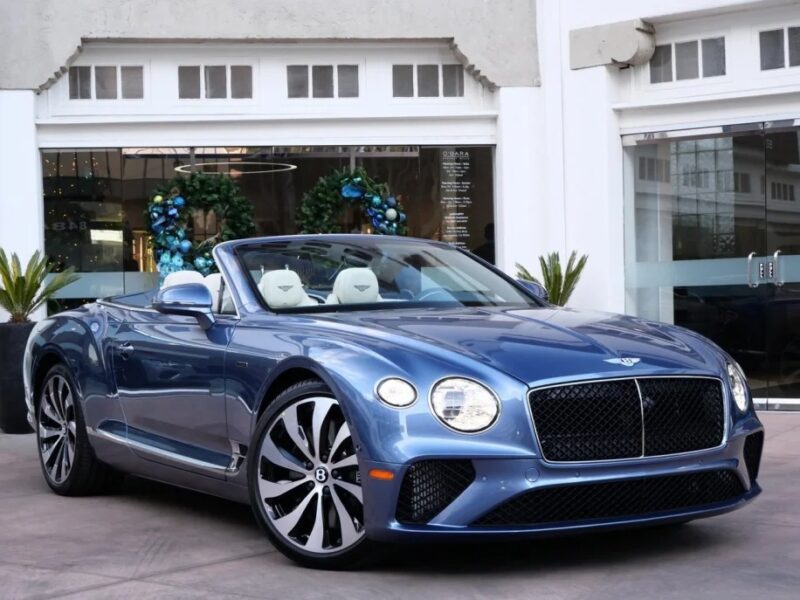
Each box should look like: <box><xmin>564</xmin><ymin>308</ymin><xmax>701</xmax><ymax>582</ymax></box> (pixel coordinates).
<box><xmin>390</xmin><ymin>63</ymin><xmax>466</xmax><ymax>101</ymax></box>
<box><xmin>647</xmin><ymin>36</ymin><xmax>728</xmax><ymax>86</ymax></box>
<box><xmin>177</xmin><ymin>62</ymin><xmax>257</xmax><ymax>102</ymax></box>
<box><xmin>756</xmin><ymin>25</ymin><xmax>800</xmax><ymax>72</ymax></box>
<box><xmin>285</xmin><ymin>63</ymin><xmax>362</xmax><ymax>99</ymax></box>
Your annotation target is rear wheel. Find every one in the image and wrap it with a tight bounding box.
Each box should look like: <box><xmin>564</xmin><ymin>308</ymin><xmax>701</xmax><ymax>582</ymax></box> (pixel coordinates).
<box><xmin>248</xmin><ymin>380</ymin><xmax>378</xmax><ymax>569</ymax></box>
<box><xmin>36</xmin><ymin>364</ymin><xmax>119</xmax><ymax>495</ymax></box>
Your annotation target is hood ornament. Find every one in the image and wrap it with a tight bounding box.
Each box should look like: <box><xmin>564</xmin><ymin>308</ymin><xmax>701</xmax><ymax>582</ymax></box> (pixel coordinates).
<box><xmin>605</xmin><ymin>357</ymin><xmax>641</xmax><ymax>367</ymax></box>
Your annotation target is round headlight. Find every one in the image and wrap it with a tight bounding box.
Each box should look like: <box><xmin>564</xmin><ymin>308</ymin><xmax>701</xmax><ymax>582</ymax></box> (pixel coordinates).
<box><xmin>430</xmin><ymin>378</ymin><xmax>500</xmax><ymax>433</ymax></box>
<box><xmin>727</xmin><ymin>361</ymin><xmax>749</xmax><ymax>412</ymax></box>
<box><xmin>376</xmin><ymin>378</ymin><xmax>417</xmax><ymax>408</ymax></box>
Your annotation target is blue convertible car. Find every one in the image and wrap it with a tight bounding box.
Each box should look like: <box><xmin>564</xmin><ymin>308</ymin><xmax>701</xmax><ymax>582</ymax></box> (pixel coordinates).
<box><xmin>23</xmin><ymin>235</ymin><xmax>763</xmax><ymax>568</ymax></box>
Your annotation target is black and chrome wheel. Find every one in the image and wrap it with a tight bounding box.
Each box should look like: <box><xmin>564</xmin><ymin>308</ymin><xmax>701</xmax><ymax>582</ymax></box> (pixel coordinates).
<box><xmin>249</xmin><ymin>379</ymin><xmax>377</xmax><ymax>569</ymax></box>
<box><xmin>36</xmin><ymin>365</ymin><xmax>118</xmax><ymax>495</ymax></box>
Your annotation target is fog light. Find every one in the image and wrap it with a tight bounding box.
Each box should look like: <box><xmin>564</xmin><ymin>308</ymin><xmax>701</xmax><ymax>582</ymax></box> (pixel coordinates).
<box><xmin>376</xmin><ymin>378</ymin><xmax>417</xmax><ymax>408</ymax></box>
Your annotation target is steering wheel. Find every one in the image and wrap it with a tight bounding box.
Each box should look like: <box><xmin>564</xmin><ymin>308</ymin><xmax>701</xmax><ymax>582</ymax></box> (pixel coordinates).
<box><xmin>414</xmin><ymin>288</ymin><xmax>456</xmax><ymax>303</ymax></box>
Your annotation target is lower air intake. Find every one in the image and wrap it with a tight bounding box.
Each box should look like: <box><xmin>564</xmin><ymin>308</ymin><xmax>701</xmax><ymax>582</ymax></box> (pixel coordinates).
<box><xmin>743</xmin><ymin>431</ymin><xmax>764</xmax><ymax>485</ymax></box>
<box><xmin>395</xmin><ymin>460</ymin><xmax>475</xmax><ymax>524</ymax></box>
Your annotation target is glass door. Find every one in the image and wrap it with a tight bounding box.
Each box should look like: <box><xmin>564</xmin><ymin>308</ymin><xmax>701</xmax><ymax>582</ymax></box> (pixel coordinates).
<box><xmin>624</xmin><ymin>127</ymin><xmax>770</xmax><ymax>399</ymax></box>
<box><xmin>764</xmin><ymin>126</ymin><xmax>800</xmax><ymax>407</ymax></box>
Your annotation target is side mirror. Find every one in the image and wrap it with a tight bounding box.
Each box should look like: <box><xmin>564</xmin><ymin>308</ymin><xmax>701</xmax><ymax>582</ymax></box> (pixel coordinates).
<box><xmin>153</xmin><ymin>283</ymin><xmax>216</xmax><ymax>330</ymax></box>
<box><xmin>517</xmin><ymin>279</ymin><xmax>549</xmax><ymax>302</ymax></box>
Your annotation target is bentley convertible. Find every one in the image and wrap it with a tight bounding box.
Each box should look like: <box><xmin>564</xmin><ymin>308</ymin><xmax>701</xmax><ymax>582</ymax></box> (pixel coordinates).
<box><xmin>23</xmin><ymin>235</ymin><xmax>764</xmax><ymax>568</ymax></box>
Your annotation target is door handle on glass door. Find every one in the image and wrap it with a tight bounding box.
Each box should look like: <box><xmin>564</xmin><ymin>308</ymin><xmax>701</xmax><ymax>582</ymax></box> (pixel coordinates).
<box><xmin>774</xmin><ymin>249</ymin><xmax>784</xmax><ymax>287</ymax></box>
<box><xmin>747</xmin><ymin>252</ymin><xmax>758</xmax><ymax>288</ymax></box>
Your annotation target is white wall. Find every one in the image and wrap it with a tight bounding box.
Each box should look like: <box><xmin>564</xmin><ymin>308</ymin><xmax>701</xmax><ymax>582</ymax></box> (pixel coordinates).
<box><xmin>0</xmin><ymin>91</ymin><xmax>45</xmax><ymax>321</ymax></box>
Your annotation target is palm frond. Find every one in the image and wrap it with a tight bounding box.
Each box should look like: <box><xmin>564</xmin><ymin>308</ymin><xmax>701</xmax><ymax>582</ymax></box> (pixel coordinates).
<box><xmin>516</xmin><ymin>250</ymin><xmax>588</xmax><ymax>306</ymax></box>
<box><xmin>0</xmin><ymin>250</ymin><xmax>79</xmax><ymax>323</ymax></box>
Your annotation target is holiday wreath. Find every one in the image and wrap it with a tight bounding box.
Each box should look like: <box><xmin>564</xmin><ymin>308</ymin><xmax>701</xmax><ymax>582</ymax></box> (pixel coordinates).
<box><xmin>148</xmin><ymin>172</ymin><xmax>255</xmax><ymax>279</ymax></box>
<box><xmin>296</xmin><ymin>167</ymin><xmax>408</xmax><ymax>235</ymax></box>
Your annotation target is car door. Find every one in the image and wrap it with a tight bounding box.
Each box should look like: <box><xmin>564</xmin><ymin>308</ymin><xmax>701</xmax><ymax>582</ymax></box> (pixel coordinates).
<box><xmin>111</xmin><ymin>307</ymin><xmax>236</xmax><ymax>479</ymax></box>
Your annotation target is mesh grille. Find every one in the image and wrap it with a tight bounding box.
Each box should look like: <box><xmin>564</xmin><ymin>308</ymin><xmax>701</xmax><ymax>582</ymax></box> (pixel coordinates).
<box><xmin>529</xmin><ymin>378</ymin><xmax>725</xmax><ymax>462</ymax></box>
<box><xmin>743</xmin><ymin>431</ymin><xmax>764</xmax><ymax>485</ymax></box>
<box><xmin>640</xmin><ymin>379</ymin><xmax>725</xmax><ymax>455</ymax></box>
<box><xmin>395</xmin><ymin>460</ymin><xmax>475</xmax><ymax>524</ymax></box>
<box><xmin>473</xmin><ymin>470</ymin><xmax>745</xmax><ymax>527</ymax></box>
<box><xmin>529</xmin><ymin>380</ymin><xmax>642</xmax><ymax>461</ymax></box>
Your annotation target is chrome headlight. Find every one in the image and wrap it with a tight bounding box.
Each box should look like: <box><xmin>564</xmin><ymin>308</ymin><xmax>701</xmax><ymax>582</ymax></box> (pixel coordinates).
<box><xmin>430</xmin><ymin>377</ymin><xmax>500</xmax><ymax>433</ymax></box>
<box><xmin>726</xmin><ymin>361</ymin><xmax>749</xmax><ymax>413</ymax></box>
<box><xmin>376</xmin><ymin>378</ymin><xmax>417</xmax><ymax>408</ymax></box>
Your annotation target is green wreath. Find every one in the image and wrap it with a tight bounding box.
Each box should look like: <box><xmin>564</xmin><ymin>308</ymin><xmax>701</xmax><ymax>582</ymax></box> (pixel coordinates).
<box><xmin>297</xmin><ymin>167</ymin><xmax>408</xmax><ymax>235</ymax></box>
<box><xmin>148</xmin><ymin>172</ymin><xmax>255</xmax><ymax>278</ymax></box>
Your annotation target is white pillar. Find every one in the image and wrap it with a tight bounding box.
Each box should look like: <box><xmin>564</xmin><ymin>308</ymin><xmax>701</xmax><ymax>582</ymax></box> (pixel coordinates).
<box><xmin>0</xmin><ymin>90</ymin><xmax>44</xmax><ymax>321</ymax></box>
<box><xmin>495</xmin><ymin>86</ymin><xmax>551</xmax><ymax>276</ymax></box>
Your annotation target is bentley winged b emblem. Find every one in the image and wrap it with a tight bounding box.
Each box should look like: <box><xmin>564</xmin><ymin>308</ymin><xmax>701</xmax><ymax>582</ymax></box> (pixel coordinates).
<box><xmin>604</xmin><ymin>357</ymin><xmax>641</xmax><ymax>367</ymax></box>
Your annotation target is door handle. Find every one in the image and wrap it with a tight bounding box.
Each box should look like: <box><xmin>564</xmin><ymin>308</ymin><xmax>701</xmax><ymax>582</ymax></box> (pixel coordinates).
<box><xmin>118</xmin><ymin>342</ymin><xmax>135</xmax><ymax>359</ymax></box>
<box><xmin>774</xmin><ymin>249</ymin><xmax>784</xmax><ymax>287</ymax></box>
<box><xmin>747</xmin><ymin>252</ymin><xmax>758</xmax><ymax>288</ymax></box>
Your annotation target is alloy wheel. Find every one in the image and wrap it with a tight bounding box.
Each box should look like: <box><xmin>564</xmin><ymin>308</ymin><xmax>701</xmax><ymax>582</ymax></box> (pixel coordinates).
<box><xmin>38</xmin><ymin>374</ymin><xmax>77</xmax><ymax>485</ymax></box>
<box><xmin>257</xmin><ymin>396</ymin><xmax>365</xmax><ymax>554</ymax></box>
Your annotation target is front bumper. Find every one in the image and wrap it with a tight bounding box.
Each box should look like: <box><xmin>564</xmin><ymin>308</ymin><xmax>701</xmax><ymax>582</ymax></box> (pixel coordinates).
<box><xmin>361</xmin><ymin>418</ymin><xmax>763</xmax><ymax>543</ymax></box>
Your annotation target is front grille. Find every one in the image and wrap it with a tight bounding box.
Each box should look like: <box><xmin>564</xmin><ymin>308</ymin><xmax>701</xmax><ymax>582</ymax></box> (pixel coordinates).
<box><xmin>395</xmin><ymin>460</ymin><xmax>475</xmax><ymax>524</ymax></box>
<box><xmin>743</xmin><ymin>431</ymin><xmax>764</xmax><ymax>485</ymax></box>
<box><xmin>473</xmin><ymin>470</ymin><xmax>745</xmax><ymax>527</ymax></box>
<box><xmin>529</xmin><ymin>377</ymin><xmax>725</xmax><ymax>462</ymax></box>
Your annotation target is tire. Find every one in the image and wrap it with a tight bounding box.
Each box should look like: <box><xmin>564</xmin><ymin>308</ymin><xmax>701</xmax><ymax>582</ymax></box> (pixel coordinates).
<box><xmin>248</xmin><ymin>379</ymin><xmax>380</xmax><ymax>569</ymax></box>
<box><xmin>36</xmin><ymin>364</ymin><xmax>119</xmax><ymax>496</ymax></box>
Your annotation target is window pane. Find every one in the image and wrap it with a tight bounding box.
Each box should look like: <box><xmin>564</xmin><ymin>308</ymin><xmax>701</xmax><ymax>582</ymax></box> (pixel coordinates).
<box><xmin>68</xmin><ymin>66</ymin><xmax>91</xmax><ymax>99</ymax></box>
<box><xmin>337</xmin><ymin>65</ymin><xmax>359</xmax><ymax>98</ymax></box>
<box><xmin>312</xmin><ymin>65</ymin><xmax>333</xmax><ymax>98</ymax></box>
<box><xmin>178</xmin><ymin>66</ymin><xmax>201</xmax><ymax>99</ymax></box>
<box><xmin>392</xmin><ymin>65</ymin><xmax>413</xmax><ymax>97</ymax></box>
<box><xmin>701</xmin><ymin>37</ymin><xmax>726</xmax><ymax>77</ymax></box>
<box><xmin>205</xmin><ymin>66</ymin><xmax>226</xmax><ymax>99</ymax></box>
<box><xmin>417</xmin><ymin>64</ymin><xmax>439</xmax><ymax>97</ymax></box>
<box><xmin>120</xmin><ymin>66</ymin><xmax>143</xmax><ymax>98</ymax></box>
<box><xmin>442</xmin><ymin>64</ymin><xmax>464</xmax><ymax>97</ymax></box>
<box><xmin>789</xmin><ymin>27</ymin><xmax>800</xmax><ymax>67</ymax></box>
<box><xmin>287</xmin><ymin>65</ymin><xmax>308</xmax><ymax>98</ymax></box>
<box><xmin>649</xmin><ymin>45</ymin><xmax>672</xmax><ymax>83</ymax></box>
<box><xmin>675</xmin><ymin>42</ymin><xmax>699</xmax><ymax>80</ymax></box>
<box><xmin>95</xmin><ymin>66</ymin><xmax>117</xmax><ymax>99</ymax></box>
<box><xmin>230</xmin><ymin>65</ymin><xmax>252</xmax><ymax>99</ymax></box>
<box><xmin>760</xmin><ymin>29</ymin><xmax>785</xmax><ymax>70</ymax></box>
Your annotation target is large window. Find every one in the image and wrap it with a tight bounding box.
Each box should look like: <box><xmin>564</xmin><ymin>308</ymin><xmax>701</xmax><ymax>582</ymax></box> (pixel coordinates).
<box><xmin>42</xmin><ymin>146</ymin><xmax>495</xmax><ymax>311</ymax></box>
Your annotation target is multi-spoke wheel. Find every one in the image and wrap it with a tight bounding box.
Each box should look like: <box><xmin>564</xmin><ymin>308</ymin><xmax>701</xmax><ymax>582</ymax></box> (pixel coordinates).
<box><xmin>38</xmin><ymin>372</ymin><xmax>76</xmax><ymax>484</ymax></box>
<box><xmin>36</xmin><ymin>365</ymin><xmax>118</xmax><ymax>495</ymax></box>
<box><xmin>249</xmin><ymin>379</ymin><xmax>378</xmax><ymax>569</ymax></box>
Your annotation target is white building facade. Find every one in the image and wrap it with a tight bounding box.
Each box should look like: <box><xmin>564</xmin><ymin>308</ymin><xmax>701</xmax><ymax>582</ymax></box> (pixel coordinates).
<box><xmin>1</xmin><ymin>0</ymin><xmax>799</xmax><ymax>406</ymax></box>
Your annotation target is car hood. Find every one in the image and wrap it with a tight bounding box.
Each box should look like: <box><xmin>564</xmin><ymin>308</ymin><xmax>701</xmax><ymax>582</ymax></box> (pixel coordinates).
<box><xmin>320</xmin><ymin>306</ymin><xmax>722</xmax><ymax>385</ymax></box>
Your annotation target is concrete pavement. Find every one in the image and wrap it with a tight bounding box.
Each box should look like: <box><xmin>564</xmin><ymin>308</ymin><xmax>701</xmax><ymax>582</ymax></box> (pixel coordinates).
<box><xmin>0</xmin><ymin>412</ymin><xmax>798</xmax><ymax>599</ymax></box>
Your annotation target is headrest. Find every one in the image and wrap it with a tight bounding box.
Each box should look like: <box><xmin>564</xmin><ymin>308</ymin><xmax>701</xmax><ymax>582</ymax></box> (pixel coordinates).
<box><xmin>259</xmin><ymin>270</ymin><xmax>315</xmax><ymax>309</ymax></box>
<box><xmin>162</xmin><ymin>270</ymin><xmax>204</xmax><ymax>289</ymax></box>
<box><xmin>203</xmin><ymin>274</ymin><xmax>223</xmax><ymax>311</ymax></box>
<box><xmin>327</xmin><ymin>268</ymin><xmax>381</xmax><ymax>304</ymax></box>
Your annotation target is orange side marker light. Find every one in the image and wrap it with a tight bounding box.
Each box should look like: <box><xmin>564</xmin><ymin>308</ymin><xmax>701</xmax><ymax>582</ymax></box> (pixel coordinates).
<box><xmin>368</xmin><ymin>468</ymin><xmax>395</xmax><ymax>481</ymax></box>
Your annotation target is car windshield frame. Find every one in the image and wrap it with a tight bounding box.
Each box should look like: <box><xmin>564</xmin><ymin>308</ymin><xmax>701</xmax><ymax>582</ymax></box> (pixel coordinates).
<box><xmin>233</xmin><ymin>237</ymin><xmax>545</xmax><ymax>314</ymax></box>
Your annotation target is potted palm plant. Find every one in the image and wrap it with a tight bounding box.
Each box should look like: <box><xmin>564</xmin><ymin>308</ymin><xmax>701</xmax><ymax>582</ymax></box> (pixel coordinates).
<box><xmin>516</xmin><ymin>250</ymin><xmax>588</xmax><ymax>307</ymax></box>
<box><xmin>0</xmin><ymin>250</ymin><xmax>78</xmax><ymax>433</ymax></box>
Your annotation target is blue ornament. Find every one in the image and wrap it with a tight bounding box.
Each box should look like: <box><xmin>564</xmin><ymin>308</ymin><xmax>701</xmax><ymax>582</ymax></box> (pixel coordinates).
<box><xmin>171</xmin><ymin>255</ymin><xmax>184</xmax><ymax>267</ymax></box>
<box><xmin>371</xmin><ymin>195</ymin><xmax>382</xmax><ymax>208</ymax></box>
<box><xmin>168</xmin><ymin>208</ymin><xmax>178</xmax><ymax>217</ymax></box>
<box><xmin>371</xmin><ymin>217</ymin><xmax>381</xmax><ymax>229</ymax></box>
<box><xmin>194</xmin><ymin>257</ymin><xmax>207</xmax><ymax>270</ymax></box>
<box><xmin>179</xmin><ymin>240</ymin><xmax>192</xmax><ymax>254</ymax></box>
<box><xmin>159</xmin><ymin>252</ymin><xmax>170</xmax><ymax>264</ymax></box>
<box><xmin>150</xmin><ymin>212</ymin><xmax>159</xmax><ymax>220</ymax></box>
<box><xmin>341</xmin><ymin>183</ymin><xmax>364</xmax><ymax>199</ymax></box>
<box><xmin>387</xmin><ymin>196</ymin><xmax>397</xmax><ymax>208</ymax></box>
<box><xmin>173</xmin><ymin>196</ymin><xmax>186</xmax><ymax>207</ymax></box>
<box><xmin>399</xmin><ymin>212</ymin><xmax>407</xmax><ymax>223</ymax></box>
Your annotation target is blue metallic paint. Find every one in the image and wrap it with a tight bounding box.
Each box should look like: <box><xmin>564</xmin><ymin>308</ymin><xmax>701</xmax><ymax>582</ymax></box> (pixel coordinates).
<box><xmin>23</xmin><ymin>235</ymin><xmax>763</xmax><ymax>541</ymax></box>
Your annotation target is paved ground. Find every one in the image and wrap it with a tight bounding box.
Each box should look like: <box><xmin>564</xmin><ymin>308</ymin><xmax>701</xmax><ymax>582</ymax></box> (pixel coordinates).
<box><xmin>0</xmin><ymin>413</ymin><xmax>798</xmax><ymax>600</ymax></box>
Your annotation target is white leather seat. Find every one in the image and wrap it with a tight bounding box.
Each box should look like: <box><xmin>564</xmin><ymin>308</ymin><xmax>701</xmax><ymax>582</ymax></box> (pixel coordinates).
<box><xmin>203</xmin><ymin>273</ymin><xmax>235</xmax><ymax>314</ymax></box>
<box><xmin>326</xmin><ymin>268</ymin><xmax>382</xmax><ymax>304</ymax></box>
<box><xmin>162</xmin><ymin>270</ymin><xmax>204</xmax><ymax>289</ymax></box>
<box><xmin>258</xmin><ymin>270</ymin><xmax>317</xmax><ymax>309</ymax></box>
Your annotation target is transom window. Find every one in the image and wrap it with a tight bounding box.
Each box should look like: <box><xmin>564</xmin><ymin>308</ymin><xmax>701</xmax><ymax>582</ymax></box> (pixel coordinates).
<box><xmin>286</xmin><ymin>65</ymin><xmax>359</xmax><ymax>98</ymax></box>
<box><xmin>392</xmin><ymin>64</ymin><xmax>465</xmax><ymax>97</ymax></box>
<box><xmin>649</xmin><ymin>37</ymin><xmax>726</xmax><ymax>84</ymax></box>
<box><xmin>759</xmin><ymin>27</ymin><xmax>800</xmax><ymax>70</ymax></box>
<box><xmin>68</xmin><ymin>65</ymin><xmax>144</xmax><ymax>100</ymax></box>
<box><xmin>178</xmin><ymin>65</ymin><xmax>253</xmax><ymax>99</ymax></box>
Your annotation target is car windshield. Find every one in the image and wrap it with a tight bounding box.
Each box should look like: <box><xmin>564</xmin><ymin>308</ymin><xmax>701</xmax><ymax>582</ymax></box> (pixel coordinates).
<box><xmin>235</xmin><ymin>237</ymin><xmax>541</xmax><ymax>312</ymax></box>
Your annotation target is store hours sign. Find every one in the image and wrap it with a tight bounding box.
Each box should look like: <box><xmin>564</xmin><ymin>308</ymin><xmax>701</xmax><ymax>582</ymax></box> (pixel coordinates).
<box><xmin>439</xmin><ymin>149</ymin><xmax>473</xmax><ymax>249</ymax></box>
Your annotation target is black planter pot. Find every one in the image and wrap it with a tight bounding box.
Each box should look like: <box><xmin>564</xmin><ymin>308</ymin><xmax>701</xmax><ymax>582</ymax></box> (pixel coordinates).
<box><xmin>0</xmin><ymin>322</ymin><xmax>35</xmax><ymax>434</ymax></box>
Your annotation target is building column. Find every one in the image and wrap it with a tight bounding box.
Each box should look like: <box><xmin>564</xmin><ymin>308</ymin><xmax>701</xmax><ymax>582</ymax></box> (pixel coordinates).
<box><xmin>494</xmin><ymin>86</ymin><xmax>552</xmax><ymax>276</ymax></box>
<box><xmin>0</xmin><ymin>90</ymin><xmax>44</xmax><ymax>320</ymax></box>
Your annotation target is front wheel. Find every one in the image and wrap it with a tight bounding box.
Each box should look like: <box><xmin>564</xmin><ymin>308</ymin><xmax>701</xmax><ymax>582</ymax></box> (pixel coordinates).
<box><xmin>248</xmin><ymin>380</ymin><xmax>378</xmax><ymax>569</ymax></box>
